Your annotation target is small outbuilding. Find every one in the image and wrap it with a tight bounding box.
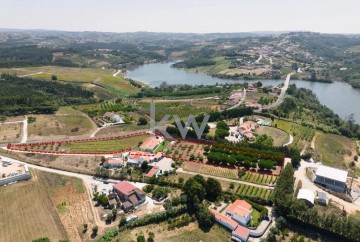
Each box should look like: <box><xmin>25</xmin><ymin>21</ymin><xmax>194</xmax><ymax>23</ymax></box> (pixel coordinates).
<box><xmin>314</xmin><ymin>165</ymin><xmax>348</xmax><ymax>193</ymax></box>
<box><xmin>297</xmin><ymin>189</ymin><xmax>315</xmax><ymax>207</ymax></box>
<box><xmin>318</xmin><ymin>191</ymin><xmax>328</xmax><ymax>205</ymax></box>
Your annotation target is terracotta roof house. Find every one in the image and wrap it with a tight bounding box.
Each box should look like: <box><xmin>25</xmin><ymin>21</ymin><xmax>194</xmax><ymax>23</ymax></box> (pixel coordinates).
<box><xmin>226</xmin><ymin>200</ymin><xmax>252</xmax><ymax>226</ymax></box>
<box><xmin>211</xmin><ymin>209</ymin><xmax>238</xmax><ymax>231</ymax></box>
<box><xmin>231</xmin><ymin>225</ymin><xmax>250</xmax><ymax>242</ymax></box>
<box><xmin>238</xmin><ymin>121</ymin><xmax>258</xmax><ymax>141</ymax></box>
<box><xmin>140</xmin><ymin>137</ymin><xmax>161</xmax><ymax>153</ymax></box>
<box><xmin>113</xmin><ymin>181</ymin><xmax>146</xmax><ymax>209</ymax></box>
<box><xmin>103</xmin><ymin>158</ymin><xmax>124</xmax><ymax>168</ymax></box>
<box><xmin>144</xmin><ymin>166</ymin><xmax>160</xmax><ymax>178</ymax></box>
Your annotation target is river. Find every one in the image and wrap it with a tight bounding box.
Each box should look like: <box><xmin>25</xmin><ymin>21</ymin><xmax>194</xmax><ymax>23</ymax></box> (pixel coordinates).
<box><xmin>127</xmin><ymin>62</ymin><xmax>360</xmax><ymax>124</ymax></box>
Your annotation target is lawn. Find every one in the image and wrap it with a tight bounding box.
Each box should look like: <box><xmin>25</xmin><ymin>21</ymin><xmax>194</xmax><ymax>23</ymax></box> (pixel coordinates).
<box><xmin>255</xmin><ymin>126</ymin><xmax>289</xmax><ymax>146</ymax></box>
<box><xmin>249</xmin><ymin>209</ymin><xmax>261</xmax><ymax>227</ymax></box>
<box><xmin>315</xmin><ymin>132</ymin><xmax>357</xmax><ymax>168</ymax></box>
<box><xmin>28</xmin><ymin>106</ymin><xmax>97</xmax><ymax>141</ymax></box>
<box><xmin>0</xmin><ymin>170</ymin><xmax>68</xmax><ymax>242</ymax></box>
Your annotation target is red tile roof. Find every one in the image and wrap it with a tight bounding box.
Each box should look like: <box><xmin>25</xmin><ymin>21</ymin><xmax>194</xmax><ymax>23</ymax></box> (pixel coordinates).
<box><xmin>144</xmin><ymin>166</ymin><xmax>160</xmax><ymax>177</ymax></box>
<box><xmin>140</xmin><ymin>137</ymin><xmax>160</xmax><ymax>151</ymax></box>
<box><xmin>211</xmin><ymin>209</ymin><xmax>238</xmax><ymax>229</ymax></box>
<box><xmin>232</xmin><ymin>225</ymin><xmax>250</xmax><ymax>239</ymax></box>
<box><xmin>114</xmin><ymin>181</ymin><xmax>137</xmax><ymax>195</ymax></box>
<box><xmin>227</xmin><ymin>200</ymin><xmax>252</xmax><ymax>218</ymax></box>
<box><xmin>107</xmin><ymin>158</ymin><xmax>123</xmax><ymax>164</ymax></box>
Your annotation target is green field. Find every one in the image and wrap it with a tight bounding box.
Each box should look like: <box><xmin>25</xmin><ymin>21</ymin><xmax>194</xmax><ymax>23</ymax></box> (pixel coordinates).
<box><xmin>255</xmin><ymin>126</ymin><xmax>289</xmax><ymax>146</ymax></box>
<box><xmin>242</xmin><ymin>172</ymin><xmax>278</xmax><ymax>185</ymax></box>
<box><xmin>96</xmin><ymin>75</ymin><xmax>140</xmax><ymax>96</ymax></box>
<box><xmin>315</xmin><ymin>132</ymin><xmax>356</xmax><ymax>168</ymax></box>
<box><xmin>272</xmin><ymin>119</ymin><xmax>315</xmax><ymax>150</ymax></box>
<box><xmin>189</xmin><ymin>56</ymin><xmax>231</xmax><ymax>75</ymax></box>
<box><xmin>236</xmin><ymin>183</ymin><xmax>273</xmax><ymax>200</ymax></box>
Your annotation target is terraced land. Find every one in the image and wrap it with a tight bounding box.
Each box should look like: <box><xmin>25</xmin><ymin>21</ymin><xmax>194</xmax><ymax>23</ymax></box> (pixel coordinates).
<box><xmin>236</xmin><ymin>183</ymin><xmax>273</xmax><ymax>200</ymax></box>
<box><xmin>183</xmin><ymin>162</ymin><xmax>278</xmax><ymax>185</ymax></box>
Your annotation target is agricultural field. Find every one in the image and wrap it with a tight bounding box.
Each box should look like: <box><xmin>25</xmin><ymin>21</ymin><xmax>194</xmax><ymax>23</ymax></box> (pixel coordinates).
<box><xmin>0</xmin><ymin>170</ymin><xmax>68</xmax><ymax>242</ymax></box>
<box><xmin>168</xmin><ymin>141</ymin><xmax>207</xmax><ymax>162</ymax></box>
<box><xmin>314</xmin><ymin>132</ymin><xmax>357</xmax><ymax>168</ymax></box>
<box><xmin>94</xmin><ymin>124</ymin><xmax>149</xmax><ymax>137</ymax></box>
<box><xmin>0</xmin><ymin>122</ymin><xmax>22</xmax><ymax>144</ymax></box>
<box><xmin>272</xmin><ymin>119</ymin><xmax>315</xmax><ymax>150</ymax></box>
<box><xmin>254</xmin><ymin>126</ymin><xmax>289</xmax><ymax>147</ymax></box>
<box><xmin>0</xmin><ymin>150</ymin><xmax>102</xmax><ymax>175</ymax></box>
<box><xmin>38</xmin><ymin>171</ymin><xmax>96</xmax><ymax>242</ymax></box>
<box><xmin>28</xmin><ymin>106</ymin><xmax>97</xmax><ymax>141</ymax></box>
<box><xmin>112</xmin><ymin>222</ymin><xmax>230</xmax><ymax>242</ymax></box>
<box><xmin>236</xmin><ymin>183</ymin><xmax>273</xmax><ymax>200</ymax></box>
<box><xmin>95</xmin><ymin>75</ymin><xmax>140</xmax><ymax>96</ymax></box>
<box><xmin>189</xmin><ymin>56</ymin><xmax>231</xmax><ymax>75</ymax></box>
<box><xmin>140</xmin><ymin>100</ymin><xmax>215</xmax><ymax>122</ymax></box>
<box><xmin>21</xmin><ymin>134</ymin><xmax>149</xmax><ymax>153</ymax></box>
<box><xmin>0</xmin><ymin>66</ymin><xmax>114</xmax><ymax>82</ymax></box>
<box><xmin>241</xmin><ymin>171</ymin><xmax>278</xmax><ymax>185</ymax></box>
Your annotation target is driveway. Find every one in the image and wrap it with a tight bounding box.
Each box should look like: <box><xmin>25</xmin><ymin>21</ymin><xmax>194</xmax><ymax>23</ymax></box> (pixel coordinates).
<box><xmin>294</xmin><ymin>160</ymin><xmax>360</xmax><ymax>213</ymax></box>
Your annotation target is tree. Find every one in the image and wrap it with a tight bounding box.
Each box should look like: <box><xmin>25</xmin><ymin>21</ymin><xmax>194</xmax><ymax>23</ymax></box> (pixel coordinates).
<box><xmin>51</xmin><ymin>74</ymin><xmax>57</xmax><ymax>81</ymax></box>
<box><xmin>205</xmin><ymin>178</ymin><xmax>222</xmax><ymax>202</ymax></box>
<box><xmin>215</xmin><ymin>128</ymin><xmax>229</xmax><ymax>140</ymax></box>
<box><xmin>255</xmin><ymin>134</ymin><xmax>274</xmax><ymax>147</ymax></box>
<box><xmin>119</xmin><ymin>216</ymin><xmax>126</xmax><ymax>227</ymax></box>
<box><xmin>137</xmin><ymin>234</ymin><xmax>146</xmax><ymax>242</ymax></box>
<box><xmin>82</xmin><ymin>223</ymin><xmax>88</xmax><ymax>233</ymax></box>
<box><xmin>276</xmin><ymin>216</ymin><xmax>286</xmax><ymax>230</ymax></box>
<box><xmin>230</xmin><ymin>182</ymin><xmax>235</xmax><ymax>189</ymax></box>
<box><xmin>92</xmin><ymin>226</ymin><xmax>98</xmax><ymax>237</ymax></box>
<box><xmin>112</xmin><ymin>208</ymin><xmax>117</xmax><ymax>220</ymax></box>
<box><xmin>138</xmin><ymin>117</ymin><xmax>148</xmax><ymax>126</ymax></box>
<box><xmin>148</xmin><ymin>232</ymin><xmax>155</xmax><ymax>242</ymax></box>
<box><xmin>289</xmin><ymin>148</ymin><xmax>301</xmax><ymax>167</ymax></box>
<box><xmin>196</xmin><ymin>205</ymin><xmax>215</xmax><ymax>230</ymax></box>
<box><xmin>272</xmin><ymin>164</ymin><xmax>294</xmax><ymax>216</ymax></box>
<box><xmin>238</xmin><ymin>170</ymin><xmax>246</xmax><ymax>178</ymax></box>
<box><xmin>100</xmin><ymin>156</ymin><xmax>106</xmax><ymax>165</ymax></box>
<box><xmin>152</xmin><ymin>187</ymin><xmax>168</xmax><ymax>200</ymax></box>
<box><xmin>258</xmin><ymin>160</ymin><xmax>274</xmax><ymax>170</ymax></box>
<box><xmin>141</xmin><ymin>161</ymin><xmax>148</xmax><ymax>171</ymax></box>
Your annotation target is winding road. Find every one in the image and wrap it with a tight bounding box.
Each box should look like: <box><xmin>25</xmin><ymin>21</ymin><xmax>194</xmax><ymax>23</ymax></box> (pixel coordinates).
<box><xmin>264</xmin><ymin>73</ymin><xmax>294</xmax><ymax>110</ymax></box>
<box><xmin>227</xmin><ymin>89</ymin><xmax>247</xmax><ymax>110</ymax></box>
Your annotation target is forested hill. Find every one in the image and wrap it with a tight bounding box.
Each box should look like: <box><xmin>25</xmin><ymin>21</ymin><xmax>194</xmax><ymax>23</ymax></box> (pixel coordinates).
<box><xmin>0</xmin><ymin>74</ymin><xmax>95</xmax><ymax>116</ymax></box>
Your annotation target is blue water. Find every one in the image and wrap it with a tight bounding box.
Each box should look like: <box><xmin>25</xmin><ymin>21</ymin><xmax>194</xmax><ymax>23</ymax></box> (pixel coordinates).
<box><xmin>127</xmin><ymin>62</ymin><xmax>360</xmax><ymax>123</ymax></box>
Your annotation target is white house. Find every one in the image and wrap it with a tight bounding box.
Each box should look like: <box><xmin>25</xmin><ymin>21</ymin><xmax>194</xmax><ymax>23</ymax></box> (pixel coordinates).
<box><xmin>314</xmin><ymin>165</ymin><xmax>348</xmax><ymax>193</ymax></box>
<box><xmin>226</xmin><ymin>200</ymin><xmax>252</xmax><ymax>226</ymax></box>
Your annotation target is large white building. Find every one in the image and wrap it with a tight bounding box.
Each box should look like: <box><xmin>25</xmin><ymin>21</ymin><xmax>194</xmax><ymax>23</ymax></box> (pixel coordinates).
<box><xmin>314</xmin><ymin>165</ymin><xmax>348</xmax><ymax>193</ymax></box>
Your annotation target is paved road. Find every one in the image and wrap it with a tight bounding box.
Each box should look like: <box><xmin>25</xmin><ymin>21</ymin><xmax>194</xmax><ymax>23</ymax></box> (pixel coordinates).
<box><xmin>264</xmin><ymin>73</ymin><xmax>294</xmax><ymax>110</ymax></box>
<box><xmin>227</xmin><ymin>89</ymin><xmax>246</xmax><ymax>110</ymax></box>
<box><xmin>294</xmin><ymin>160</ymin><xmax>360</xmax><ymax>213</ymax></box>
<box><xmin>177</xmin><ymin>168</ymin><xmax>270</xmax><ymax>189</ymax></box>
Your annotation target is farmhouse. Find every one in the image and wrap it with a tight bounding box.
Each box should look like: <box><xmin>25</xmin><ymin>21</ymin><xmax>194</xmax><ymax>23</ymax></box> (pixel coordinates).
<box><xmin>103</xmin><ymin>158</ymin><xmax>124</xmax><ymax>168</ymax></box>
<box><xmin>226</xmin><ymin>200</ymin><xmax>252</xmax><ymax>226</ymax></box>
<box><xmin>113</xmin><ymin>181</ymin><xmax>146</xmax><ymax>211</ymax></box>
<box><xmin>297</xmin><ymin>189</ymin><xmax>315</xmax><ymax>207</ymax></box>
<box><xmin>103</xmin><ymin>112</ymin><xmax>123</xmax><ymax>123</ymax></box>
<box><xmin>314</xmin><ymin>165</ymin><xmax>348</xmax><ymax>193</ymax></box>
<box><xmin>211</xmin><ymin>210</ymin><xmax>238</xmax><ymax>231</ymax></box>
<box><xmin>238</xmin><ymin>121</ymin><xmax>258</xmax><ymax>141</ymax></box>
<box><xmin>139</xmin><ymin>137</ymin><xmax>162</xmax><ymax>153</ymax></box>
<box><xmin>144</xmin><ymin>166</ymin><xmax>160</xmax><ymax>178</ymax></box>
<box><xmin>232</xmin><ymin>225</ymin><xmax>250</xmax><ymax>242</ymax></box>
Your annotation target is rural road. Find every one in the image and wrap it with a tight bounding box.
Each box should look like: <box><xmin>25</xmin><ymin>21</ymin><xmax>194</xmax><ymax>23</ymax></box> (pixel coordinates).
<box><xmin>294</xmin><ymin>160</ymin><xmax>360</xmax><ymax>213</ymax></box>
<box><xmin>264</xmin><ymin>73</ymin><xmax>294</xmax><ymax>110</ymax></box>
<box><xmin>19</xmin><ymin>72</ymin><xmax>43</xmax><ymax>77</ymax></box>
<box><xmin>255</xmin><ymin>55</ymin><xmax>263</xmax><ymax>64</ymax></box>
<box><xmin>177</xmin><ymin>168</ymin><xmax>270</xmax><ymax>189</ymax></box>
<box><xmin>282</xmin><ymin>133</ymin><xmax>293</xmax><ymax>147</ymax></box>
<box><xmin>227</xmin><ymin>89</ymin><xmax>246</xmax><ymax>110</ymax></box>
<box><xmin>113</xmin><ymin>70</ymin><xmax>121</xmax><ymax>77</ymax></box>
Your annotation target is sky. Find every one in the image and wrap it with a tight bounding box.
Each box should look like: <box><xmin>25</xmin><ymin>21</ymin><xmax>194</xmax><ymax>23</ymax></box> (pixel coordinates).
<box><xmin>0</xmin><ymin>0</ymin><xmax>359</xmax><ymax>33</ymax></box>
